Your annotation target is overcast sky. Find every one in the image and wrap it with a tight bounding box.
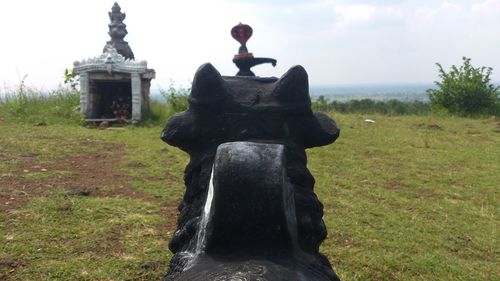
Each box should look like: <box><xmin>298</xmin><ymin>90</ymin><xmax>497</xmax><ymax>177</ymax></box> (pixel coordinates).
<box><xmin>1</xmin><ymin>0</ymin><xmax>499</xmax><ymax>91</ymax></box>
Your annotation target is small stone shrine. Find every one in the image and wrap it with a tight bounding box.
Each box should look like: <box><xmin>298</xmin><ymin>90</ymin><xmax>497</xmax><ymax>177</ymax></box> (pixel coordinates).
<box><xmin>161</xmin><ymin>23</ymin><xmax>341</xmax><ymax>281</ymax></box>
<box><xmin>73</xmin><ymin>2</ymin><xmax>155</xmax><ymax>122</ymax></box>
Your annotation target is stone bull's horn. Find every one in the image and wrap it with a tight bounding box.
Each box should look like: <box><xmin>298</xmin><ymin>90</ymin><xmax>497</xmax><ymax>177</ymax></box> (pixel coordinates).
<box><xmin>189</xmin><ymin>63</ymin><xmax>227</xmax><ymax>105</ymax></box>
<box><xmin>272</xmin><ymin>65</ymin><xmax>311</xmax><ymax>107</ymax></box>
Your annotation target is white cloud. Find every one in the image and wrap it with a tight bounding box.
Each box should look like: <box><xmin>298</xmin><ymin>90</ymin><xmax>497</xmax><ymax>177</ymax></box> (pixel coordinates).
<box><xmin>441</xmin><ymin>1</ymin><xmax>461</xmax><ymax>11</ymax></box>
<box><xmin>413</xmin><ymin>7</ymin><xmax>438</xmax><ymax>23</ymax></box>
<box><xmin>1</xmin><ymin>0</ymin><xmax>500</xmax><ymax>88</ymax></box>
<box><xmin>472</xmin><ymin>0</ymin><xmax>500</xmax><ymax>13</ymax></box>
<box><xmin>334</xmin><ymin>4</ymin><xmax>376</xmax><ymax>25</ymax></box>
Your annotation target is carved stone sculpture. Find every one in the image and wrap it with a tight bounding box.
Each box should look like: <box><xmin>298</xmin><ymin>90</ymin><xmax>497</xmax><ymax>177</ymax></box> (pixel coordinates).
<box><xmin>104</xmin><ymin>2</ymin><xmax>134</xmax><ymax>60</ymax></box>
<box><xmin>231</xmin><ymin>23</ymin><xmax>277</xmax><ymax>76</ymax></box>
<box><xmin>161</xmin><ymin>63</ymin><xmax>340</xmax><ymax>280</ymax></box>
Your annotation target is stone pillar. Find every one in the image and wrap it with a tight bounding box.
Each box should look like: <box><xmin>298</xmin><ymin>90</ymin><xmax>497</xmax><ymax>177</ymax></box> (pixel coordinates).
<box><xmin>131</xmin><ymin>73</ymin><xmax>142</xmax><ymax>120</ymax></box>
<box><xmin>79</xmin><ymin>73</ymin><xmax>90</xmax><ymax>118</ymax></box>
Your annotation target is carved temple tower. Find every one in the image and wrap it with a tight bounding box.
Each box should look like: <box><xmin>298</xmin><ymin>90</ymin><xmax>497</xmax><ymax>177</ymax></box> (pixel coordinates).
<box><xmin>104</xmin><ymin>2</ymin><xmax>134</xmax><ymax>60</ymax></box>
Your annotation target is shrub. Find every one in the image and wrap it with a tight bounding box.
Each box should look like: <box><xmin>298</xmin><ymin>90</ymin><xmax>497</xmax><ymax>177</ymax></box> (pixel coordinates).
<box><xmin>63</xmin><ymin>68</ymin><xmax>79</xmax><ymax>90</ymax></box>
<box><xmin>159</xmin><ymin>81</ymin><xmax>189</xmax><ymax>114</ymax></box>
<box><xmin>146</xmin><ymin>82</ymin><xmax>190</xmax><ymax>125</ymax></box>
<box><xmin>427</xmin><ymin>57</ymin><xmax>499</xmax><ymax>116</ymax></box>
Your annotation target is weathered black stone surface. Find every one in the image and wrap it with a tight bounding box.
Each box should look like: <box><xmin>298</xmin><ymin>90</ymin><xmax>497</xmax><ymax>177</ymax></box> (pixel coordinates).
<box><xmin>161</xmin><ymin>63</ymin><xmax>340</xmax><ymax>280</ymax></box>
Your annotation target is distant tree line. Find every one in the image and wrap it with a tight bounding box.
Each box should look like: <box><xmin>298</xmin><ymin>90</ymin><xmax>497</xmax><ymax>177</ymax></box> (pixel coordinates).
<box><xmin>312</xmin><ymin>97</ymin><xmax>430</xmax><ymax>115</ymax></box>
<box><xmin>313</xmin><ymin>57</ymin><xmax>499</xmax><ymax>117</ymax></box>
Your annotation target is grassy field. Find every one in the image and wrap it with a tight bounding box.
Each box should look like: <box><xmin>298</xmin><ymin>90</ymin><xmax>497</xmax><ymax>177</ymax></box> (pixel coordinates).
<box><xmin>0</xmin><ymin>113</ymin><xmax>498</xmax><ymax>280</ymax></box>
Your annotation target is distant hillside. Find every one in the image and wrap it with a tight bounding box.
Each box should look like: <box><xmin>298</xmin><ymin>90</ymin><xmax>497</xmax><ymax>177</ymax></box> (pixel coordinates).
<box><xmin>149</xmin><ymin>83</ymin><xmax>434</xmax><ymax>102</ymax></box>
<box><xmin>150</xmin><ymin>81</ymin><xmax>500</xmax><ymax>102</ymax></box>
<box><xmin>310</xmin><ymin>83</ymin><xmax>435</xmax><ymax>101</ymax></box>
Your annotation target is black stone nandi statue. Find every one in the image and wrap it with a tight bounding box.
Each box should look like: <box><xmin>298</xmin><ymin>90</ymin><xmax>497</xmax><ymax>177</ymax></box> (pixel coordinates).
<box><xmin>161</xmin><ymin>24</ymin><xmax>340</xmax><ymax>281</ymax></box>
<box><xmin>161</xmin><ymin>64</ymin><xmax>340</xmax><ymax>280</ymax></box>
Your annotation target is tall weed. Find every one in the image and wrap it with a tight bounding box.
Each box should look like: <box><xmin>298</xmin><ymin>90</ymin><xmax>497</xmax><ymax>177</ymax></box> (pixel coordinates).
<box><xmin>0</xmin><ymin>84</ymin><xmax>80</xmax><ymax>125</ymax></box>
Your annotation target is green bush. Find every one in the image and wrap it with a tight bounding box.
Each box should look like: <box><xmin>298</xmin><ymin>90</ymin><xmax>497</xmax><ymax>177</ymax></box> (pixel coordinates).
<box><xmin>63</xmin><ymin>68</ymin><xmax>79</xmax><ymax>90</ymax></box>
<box><xmin>146</xmin><ymin>82</ymin><xmax>190</xmax><ymax>125</ymax></box>
<box><xmin>427</xmin><ymin>57</ymin><xmax>499</xmax><ymax>116</ymax></box>
<box><xmin>159</xmin><ymin>81</ymin><xmax>189</xmax><ymax>114</ymax></box>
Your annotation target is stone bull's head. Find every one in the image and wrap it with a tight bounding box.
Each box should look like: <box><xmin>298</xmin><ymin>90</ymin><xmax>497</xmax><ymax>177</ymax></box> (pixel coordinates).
<box><xmin>162</xmin><ymin>63</ymin><xmax>339</xmax><ymax>152</ymax></box>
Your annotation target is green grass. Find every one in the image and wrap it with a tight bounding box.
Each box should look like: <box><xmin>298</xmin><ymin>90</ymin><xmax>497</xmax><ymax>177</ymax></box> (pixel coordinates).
<box><xmin>0</xmin><ymin>86</ymin><xmax>179</xmax><ymax>127</ymax></box>
<box><xmin>310</xmin><ymin>114</ymin><xmax>499</xmax><ymax>280</ymax></box>
<box><xmin>3</xmin><ymin>192</ymin><xmax>164</xmax><ymax>280</ymax></box>
<box><xmin>0</xmin><ymin>122</ymin><xmax>186</xmax><ymax>280</ymax></box>
<box><xmin>0</xmin><ymin>113</ymin><xmax>498</xmax><ymax>280</ymax></box>
<box><xmin>0</xmin><ymin>87</ymin><xmax>81</xmax><ymax>125</ymax></box>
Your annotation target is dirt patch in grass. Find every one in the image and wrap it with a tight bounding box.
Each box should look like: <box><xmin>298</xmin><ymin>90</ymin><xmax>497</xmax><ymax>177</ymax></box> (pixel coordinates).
<box><xmin>0</xmin><ymin>144</ymin><xmax>151</xmax><ymax>212</ymax></box>
<box><xmin>383</xmin><ymin>181</ymin><xmax>438</xmax><ymax>197</ymax></box>
<box><xmin>414</xmin><ymin>122</ymin><xmax>443</xmax><ymax>130</ymax></box>
<box><xmin>0</xmin><ymin>258</ymin><xmax>26</xmax><ymax>280</ymax></box>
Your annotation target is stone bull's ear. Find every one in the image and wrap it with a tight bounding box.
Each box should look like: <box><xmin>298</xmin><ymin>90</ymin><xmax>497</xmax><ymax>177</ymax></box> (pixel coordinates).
<box><xmin>303</xmin><ymin>112</ymin><xmax>340</xmax><ymax>148</ymax></box>
<box><xmin>272</xmin><ymin>65</ymin><xmax>310</xmax><ymax>106</ymax></box>
<box><xmin>161</xmin><ymin>111</ymin><xmax>199</xmax><ymax>152</ymax></box>
<box><xmin>190</xmin><ymin>63</ymin><xmax>227</xmax><ymax>104</ymax></box>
